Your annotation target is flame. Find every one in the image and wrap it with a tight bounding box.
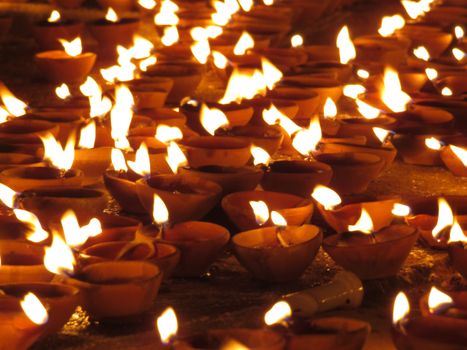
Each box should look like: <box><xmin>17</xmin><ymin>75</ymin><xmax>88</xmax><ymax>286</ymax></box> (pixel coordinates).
<box><xmin>249</xmin><ymin>200</ymin><xmax>269</xmax><ymax>226</ymax></box>
<box><xmin>425</xmin><ymin>137</ymin><xmax>442</xmax><ymax>150</ymax></box>
<box><xmin>263</xmin><ymin>0</ymin><xmax>274</xmax><ymax>4</ymax></box>
<box><xmin>140</xmin><ymin>56</ymin><xmax>157</xmax><ymax>72</ymax></box>
<box><xmin>80</xmin><ymin>77</ymin><xmax>101</xmax><ymax>97</ymax></box>
<box><xmin>271</xmin><ymin>211</ymin><xmax>287</xmax><ymax>227</ymax></box>
<box><xmin>200</xmin><ymin>104</ymin><xmax>229</xmax><ymax>135</ymax></box>
<box><xmin>428</xmin><ymin>287</ymin><xmax>453</xmax><ymax>313</ymax></box>
<box><xmin>402</xmin><ymin>0</ymin><xmax>427</xmax><ymax>20</ymax></box>
<box><xmin>59</xmin><ymin>37</ymin><xmax>82</xmax><ymax>57</ymax></box>
<box><xmin>392</xmin><ymin>203</ymin><xmax>411</xmax><ymax>217</ymax></box>
<box><xmin>432</xmin><ymin>198</ymin><xmax>454</xmax><ymax>239</ymax></box>
<box><xmin>238</xmin><ymin>0</ymin><xmax>253</xmax><ymax>12</ymax></box>
<box><xmin>250</xmin><ymin>145</ymin><xmax>271</xmax><ymax>166</ymax></box>
<box><xmin>348</xmin><ymin>209</ymin><xmax>374</xmax><ymax>234</ymax></box>
<box><xmin>48</xmin><ymin>10</ymin><xmax>61</xmax><ymax>23</ymax></box>
<box><xmin>261</xmin><ymin>57</ymin><xmax>282</xmax><ymax>90</ymax></box>
<box><xmin>44</xmin><ymin>233</ymin><xmax>75</xmax><ymax>275</ymax></box>
<box><xmin>311</xmin><ymin>185</ymin><xmax>342</xmax><ymax>210</ymax></box>
<box><xmin>40</xmin><ymin>133</ymin><xmax>75</xmax><ymax>171</ymax></box>
<box><xmin>131</xmin><ymin>35</ymin><xmax>154</xmax><ymax>60</ymax></box>
<box><xmin>356</xmin><ymin>69</ymin><xmax>369</xmax><ymax>79</ymax></box>
<box><xmin>55</xmin><ymin>83</ymin><xmax>70</xmax><ymax>100</ymax></box>
<box><xmin>413</xmin><ymin>46</ymin><xmax>430</xmax><ymax>61</ymax></box>
<box><xmin>393</xmin><ymin>292</ymin><xmax>410</xmax><ymax>324</ymax></box>
<box><xmin>1</xmin><ymin>89</ymin><xmax>28</xmax><ymax>117</ymax></box>
<box><xmin>449</xmin><ymin>145</ymin><xmax>467</xmax><ymax>167</ymax></box>
<box><xmin>100</xmin><ymin>46</ymin><xmax>137</xmax><ymax>83</ymax></box>
<box><xmin>212</xmin><ymin>51</ymin><xmax>228</xmax><ymax>69</ymax></box>
<box><xmin>356</xmin><ymin>99</ymin><xmax>380</xmax><ymax>119</ymax></box>
<box><xmin>20</xmin><ymin>293</ymin><xmax>48</xmax><ymax>325</ymax></box>
<box><xmin>378</xmin><ymin>14</ymin><xmax>405</xmax><ymax>37</ymax></box>
<box><xmin>61</xmin><ymin>210</ymin><xmax>101</xmax><ymax>248</ymax></box>
<box><xmin>373</xmin><ymin>127</ymin><xmax>391</xmax><ymax>143</ymax></box>
<box><xmin>110</xmin><ymin>85</ymin><xmax>134</xmax><ymax>150</ymax></box>
<box><xmin>381</xmin><ymin>67</ymin><xmax>411</xmax><ymax>113</ymax></box>
<box><xmin>166</xmin><ymin>141</ymin><xmax>187</xmax><ymax>174</ymax></box>
<box><xmin>154</xmin><ymin>0</ymin><xmax>179</xmax><ymax>26</ymax></box>
<box><xmin>291</xmin><ymin>34</ymin><xmax>303</xmax><ymax>48</ymax></box>
<box><xmin>292</xmin><ymin>118</ymin><xmax>322</xmax><ymax>156</ymax></box>
<box><xmin>14</xmin><ymin>209</ymin><xmax>49</xmax><ymax>243</ymax></box>
<box><xmin>233</xmin><ymin>31</ymin><xmax>254</xmax><ymax>55</ymax></box>
<box><xmin>343</xmin><ymin>84</ymin><xmax>365</xmax><ymax>100</ymax></box>
<box><xmin>323</xmin><ymin>97</ymin><xmax>338</xmax><ymax>118</ymax></box>
<box><xmin>105</xmin><ymin>7</ymin><xmax>119</xmax><ymax>22</ymax></box>
<box><xmin>157</xmin><ymin>307</ymin><xmax>178</xmax><ymax>345</ymax></box>
<box><xmin>452</xmin><ymin>48</ymin><xmax>465</xmax><ymax>61</ymax></box>
<box><xmin>262</xmin><ymin>105</ymin><xmax>301</xmax><ymax>136</ymax></box>
<box><xmin>155</xmin><ymin>124</ymin><xmax>183</xmax><ymax>144</ymax></box>
<box><xmin>448</xmin><ymin>219</ymin><xmax>467</xmax><ymax>243</ymax></box>
<box><xmin>425</xmin><ymin>68</ymin><xmax>438</xmax><ymax>81</ymax></box>
<box><xmin>153</xmin><ymin>194</ymin><xmax>169</xmax><ymax>225</ymax></box>
<box><xmin>191</xmin><ymin>39</ymin><xmax>211</xmax><ymax>64</ymax></box>
<box><xmin>336</xmin><ymin>26</ymin><xmax>356</xmax><ymax>64</ymax></box>
<box><xmin>111</xmin><ymin>148</ymin><xmax>128</xmax><ymax>172</ymax></box>
<box><xmin>212</xmin><ymin>1</ymin><xmax>232</xmax><ymax>26</ymax></box>
<box><xmin>161</xmin><ymin>26</ymin><xmax>179</xmax><ymax>46</ymax></box>
<box><xmin>78</xmin><ymin>121</ymin><xmax>96</xmax><ymax>149</ymax></box>
<box><xmin>138</xmin><ymin>0</ymin><xmax>156</xmax><ymax>9</ymax></box>
<box><xmin>220</xmin><ymin>68</ymin><xmax>266</xmax><ymax>104</ymax></box>
<box><xmin>264</xmin><ymin>301</ymin><xmax>291</xmax><ymax>326</ymax></box>
<box><xmin>441</xmin><ymin>87</ymin><xmax>453</xmax><ymax>96</ymax></box>
<box><xmin>205</xmin><ymin>25</ymin><xmax>223</xmax><ymax>39</ymax></box>
<box><xmin>0</xmin><ymin>106</ymin><xmax>8</xmax><ymax>123</ymax></box>
<box><xmin>221</xmin><ymin>340</ymin><xmax>249</xmax><ymax>350</ymax></box>
<box><xmin>91</xmin><ymin>95</ymin><xmax>112</xmax><ymax>119</ymax></box>
<box><xmin>455</xmin><ymin>25</ymin><xmax>464</xmax><ymax>40</ymax></box>
<box><xmin>127</xmin><ymin>143</ymin><xmax>151</xmax><ymax>177</ymax></box>
<box><xmin>0</xmin><ymin>183</ymin><xmax>17</xmax><ymax>209</ymax></box>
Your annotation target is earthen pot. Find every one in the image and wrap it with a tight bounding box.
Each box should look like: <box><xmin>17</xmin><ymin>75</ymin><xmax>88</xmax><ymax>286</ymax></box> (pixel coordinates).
<box><xmin>35</xmin><ymin>51</ymin><xmax>96</xmax><ymax>83</ymax></box>
<box><xmin>73</xmin><ymin>147</ymin><xmax>113</xmax><ymax>181</ymax></box>
<box><xmin>268</xmin><ymin>87</ymin><xmax>320</xmax><ymax>118</ymax></box>
<box><xmin>397</xmin><ymin>24</ymin><xmax>453</xmax><ymax>57</ymax></box>
<box><xmin>138</xmin><ymin>108</ymin><xmax>186</xmax><ymax>128</ymax></box>
<box><xmin>0</xmin><ymin>153</ymin><xmax>42</xmax><ymax>172</ymax></box>
<box><xmin>441</xmin><ymin>145</ymin><xmax>467</xmax><ymax>177</ymax></box>
<box><xmin>103</xmin><ymin>170</ymin><xmax>146</xmax><ymax>214</ymax></box>
<box><xmin>336</xmin><ymin>116</ymin><xmax>396</xmax><ymax>145</ymax></box>
<box><xmin>0</xmin><ymin>119</ymin><xmax>58</xmax><ymax>143</ymax></box>
<box><xmin>304</xmin><ymin>45</ymin><xmax>340</xmax><ymax>62</ymax></box>
<box><xmin>88</xmin><ymin>18</ymin><xmax>139</xmax><ymax>53</ymax></box>
<box><xmin>33</xmin><ymin>19</ymin><xmax>84</xmax><ymax>50</ymax></box>
<box><xmin>24</xmin><ymin>112</ymin><xmax>82</xmax><ymax>144</ymax></box>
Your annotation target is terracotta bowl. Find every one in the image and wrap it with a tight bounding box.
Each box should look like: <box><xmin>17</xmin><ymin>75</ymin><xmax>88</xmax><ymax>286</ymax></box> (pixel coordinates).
<box><xmin>103</xmin><ymin>170</ymin><xmax>146</xmax><ymax>214</ymax></box>
<box><xmin>397</xmin><ymin>25</ymin><xmax>453</xmax><ymax>57</ymax></box>
<box><xmin>292</xmin><ymin>61</ymin><xmax>352</xmax><ymax>84</ymax></box>
<box><xmin>222</xmin><ymin>191</ymin><xmax>314</xmax><ymax>231</ymax></box>
<box><xmin>65</xmin><ymin>261</ymin><xmax>162</xmax><ymax>319</ymax></box>
<box><xmin>436</xmin><ymin>75</ymin><xmax>467</xmax><ymax>96</ymax></box>
<box><xmin>0</xmin><ymin>240</ymin><xmax>52</xmax><ymax>283</ymax></box>
<box><xmin>0</xmin><ymin>215</ymin><xmax>34</xmax><ymax>240</ymax></box>
<box><xmin>0</xmin><ymin>153</ymin><xmax>41</xmax><ymax>172</ymax></box>
<box><xmin>323</xmin><ymin>225</ymin><xmax>418</xmax><ymax>280</ymax></box>
<box><xmin>88</xmin><ymin>18</ymin><xmax>139</xmax><ymax>52</ymax></box>
<box><xmin>179</xmin><ymin>165</ymin><xmax>263</xmax><ymax>195</ymax></box>
<box><xmin>448</xmin><ymin>243</ymin><xmax>467</xmax><ymax>279</ymax></box>
<box><xmin>33</xmin><ymin>20</ymin><xmax>84</xmax><ymax>50</ymax></box>
<box><xmin>0</xmin><ymin>167</ymin><xmax>83</xmax><ymax>192</ymax></box>
<box><xmin>254</xmin><ymin>47</ymin><xmax>308</xmax><ymax>68</ymax></box>
<box><xmin>314</xmin><ymin>152</ymin><xmax>384</xmax><ymax>195</ymax></box>
<box><xmin>35</xmin><ymin>51</ymin><xmax>96</xmax><ymax>83</ymax></box>
<box><xmin>24</xmin><ymin>112</ymin><xmax>82</xmax><ymax>144</ymax></box>
<box><xmin>233</xmin><ymin>225</ymin><xmax>322</xmax><ymax>282</ymax></box>
<box><xmin>354</xmin><ymin>36</ymin><xmax>408</xmax><ymax>66</ymax></box>
<box><xmin>132</xmin><ymin>86</ymin><xmax>169</xmax><ymax>110</ymax></box>
<box><xmin>245</xmin><ymin>97</ymin><xmax>299</xmax><ymax>126</ymax></box>
<box><xmin>138</xmin><ymin>108</ymin><xmax>186</xmax><ymax>128</ymax></box>
<box><xmin>181</xmin><ymin>136</ymin><xmax>251</xmax><ymax>168</ymax></box>
<box><xmin>268</xmin><ymin>87</ymin><xmax>321</xmax><ymax>118</ymax></box>
<box><xmin>73</xmin><ymin>147</ymin><xmax>112</xmax><ymax>181</ymax></box>
<box><xmin>136</xmin><ymin>174</ymin><xmax>222</xmax><ymax>223</ymax></box>
<box><xmin>336</xmin><ymin>117</ymin><xmax>396</xmax><ymax>145</ymax></box>
<box><xmin>0</xmin><ymin>119</ymin><xmax>58</xmax><ymax>142</ymax></box>
<box><xmin>0</xmin><ymin>16</ymin><xmax>12</xmax><ymax>37</ymax></box>
<box><xmin>304</xmin><ymin>45</ymin><xmax>340</xmax><ymax>62</ymax></box>
<box><xmin>261</xmin><ymin>160</ymin><xmax>333</xmax><ymax>197</ymax></box>
<box><xmin>130</xmin><ymin>77</ymin><xmax>174</xmax><ymax>95</ymax></box>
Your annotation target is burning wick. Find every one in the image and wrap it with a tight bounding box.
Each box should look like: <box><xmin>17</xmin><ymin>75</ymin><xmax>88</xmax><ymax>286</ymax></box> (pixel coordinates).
<box><xmin>271</xmin><ymin>211</ymin><xmax>290</xmax><ymax>247</ymax></box>
<box><xmin>153</xmin><ymin>194</ymin><xmax>169</xmax><ymax>239</ymax></box>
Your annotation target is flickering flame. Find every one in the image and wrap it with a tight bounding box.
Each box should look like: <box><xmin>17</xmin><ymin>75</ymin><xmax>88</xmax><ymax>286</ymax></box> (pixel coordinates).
<box><xmin>154</xmin><ymin>0</ymin><xmax>179</xmax><ymax>26</ymax></box>
<box><xmin>161</xmin><ymin>26</ymin><xmax>179</xmax><ymax>46</ymax></box>
<box><xmin>356</xmin><ymin>99</ymin><xmax>380</xmax><ymax>119</ymax></box>
<box><xmin>249</xmin><ymin>200</ymin><xmax>269</xmax><ymax>226</ymax></box>
<box><xmin>14</xmin><ymin>209</ymin><xmax>49</xmax><ymax>243</ymax></box>
<box><xmin>157</xmin><ymin>307</ymin><xmax>178</xmax><ymax>344</ymax></box>
<box><xmin>40</xmin><ymin>133</ymin><xmax>75</xmax><ymax>171</ymax></box>
<box><xmin>263</xmin><ymin>0</ymin><xmax>274</xmax><ymax>5</ymax></box>
<box><xmin>336</xmin><ymin>26</ymin><xmax>356</xmax><ymax>64</ymax></box>
<box><xmin>292</xmin><ymin>118</ymin><xmax>322</xmax><ymax>156</ymax></box>
<box><xmin>78</xmin><ymin>121</ymin><xmax>96</xmax><ymax>149</ymax></box>
<box><xmin>21</xmin><ymin>293</ymin><xmax>48</xmax><ymax>325</ymax></box>
<box><xmin>425</xmin><ymin>68</ymin><xmax>438</xmax><ymax>81</ymax></box>
<box><xmin>155</xmin><ymin>124</ymin><xmax>183</xmax><ymax>144</ymax></box>
<box><xmin>441</xmin><ymin>87</ymin><xmax>453</xmax><ymax>96</ymax></box>
<box><xmin>140</xmin><ymin>56</ymin><xmax>157</xmax><ymax>72</ymax></box>
<box><xmin>291</xmin><ymin>34</ymin><xmax>303</xmax><ymax>48</ymax></box>
<box><xmin>131</xmin><ymin>35</ymin><xmax>154</xmax><ymax>60</ymax></box>
<box><xmin>80</xmin><ymin>76</ymin><xmax>101</xmax><ymax>97</ymax></box>
<box><xmin>0</xmin><ymin>106</ymin><xmax>8</xmax><ymax>123</ymax></box>
<box><xmin>432</xmin><ymin>198</ymin><xmax>454</xmax><ymax>239</ymax></box>
<box><xmin>212</xmin><ymin>51</ymin><xmax>228</xmax><ymax>69</ymax></box>
<box><xmin>401</xmin><ymin>0</ymin><xmax>426</xmax><ymax>19</ymax></box>
<box><xmin>48</xmin><ymin>10</ymin><xmax>61</xmax><ymax>23</ymax></box>
<box><xmin>61</xmin><ymin>210</ymin><xmax>101</xmax><ymax>248</ymax></box>
<box><xmin>393</xmin><ymin>292</ymin><xmax>410</xmax><ymax>324</ymax></box>
<box><xmin>452</xmin><ymin>48</ymin><xmax>465</xmax><ymax>61</ymax></box>
<box><xmin>191</xmin><ymin>39</ymin><xmax>211</xmax><ymax>64</ymax></box>
<box><xmin>138</xmin><ymin>0</ymin><xmax>156</xmax><ymax>10</ymax></box>
<box><xmin>348</xmin><ymin>209</ymin><xmax>374</xmax><ymax>234</ymax></box>
<box><xmin>311</xmin><ymin>185</ymin><xmax>342</xmax><ymax>210</ymax></box>
<box><xmin>166</xmin><ymin>141</ymin><xmax>187</xmax><ymax>174</ymax></box>
<box><xmin>262</xmin><ymin>57</ymin><xmax>283</xmax><ymax>90</ymax></box>
<box><xmin>59</xmin><ymin>37</ymin><xmax>82</xmax><ymax>57</ymax></box>
<box><xmin>220</xmin><ymin>68</ymin><xmax>266</xmax><ymax>104</ymax></box>
<box><xmin>1</xmin><ymin>90</ymin><xmax>28</xmax><ymax>117</ymax></box>
<box><xmin>413</xmin><ymin>46</ymin><xmax>430</xmax><ymax>61</ymax></box>
<box><xmin>91</xmin><ymin>95</ymin><xmax>112</xmax><ymax>119</ymax></box>
<box><xmin>44</xmin><ymin>233</ymin><xmax>75</xmax><ymax>275</ymax></box>
<box><xmin>205</xmin><ymin>25</ymin><xmax>223</xmax><ymax>39</ymax></box>
<box><xmin>382</xmin><ymin>67</ymin><xmax>411</xmax><ymax>113</ymax></box>
<box><xmin>250</xmin><ymin>145</ymin><xmax>271</xmax><ymax>166</ymax></box>
<box><xmin>373</xmin><ymin>127</ymin><xmax>391</xmax><ymax>143</ymax></box>
<box><xmin>0</xmin><ymin>183</ymin><xmax>17</xmax><ymax>209</ymax></box>
<box><xmin>448</xmin><ymin>219</ymin><xmax>467</xmax><ymax>243</ymax></box>
<box><xmin>378</xmin><ymin>14</ymin><xmax>405</xmax><ymax>37</ymax></box>
<box><xmin>152</xmin><ymin>193</ymin><xmax>169</xmax><ymax>225</ymax></box>
<box><xmin>55</xmin><ymin>83</ymin><xmax>70</xmax><ymax>100</ymax></box>
<box><xmin>428</xmin><ymin>287</ymin><xmax>453</xmax><ymax>313</ymax></box>
<box><xmin>212</xmin><ymin>0</ymin><xmax>232</xmax><ymax>26</ymax></box>
<box><xmin>271</xmin><ymin>211</ymin><xmax>287</xmax><ymax>227</ymax></box>
<box><xmin>262</xmin><ymin>105</ymin><xmax>301</xmax><ymax>136</ymax></box>
<box><xmin>105</xmin><ymin>7</ymin><xmax>119</xmax><ymax>22</ymax></box>
<box><xmin>237</xmin><ymin>0</ymin><xmax>253</xmax><ymax>12</ymax></box>
<box><xmin>200</xmin><ymin>104</ymin><xmax>229</xmax><ymax>135</ymax></box>
<box><xmin>111</xmin><ymin>85</ymin><xmax>134</xmax><ymax>150</ymax></box>
<box><xmin>357</xmin><ymin>69</ymin><xmax>369</xmax><ymax>79</ymax></box>
<box><xmin>221</xmin><ymin>340</ymin><xmax>249</xmax><ymax>350</ymax></box>
<box><xmin>127</xmin><ymin>143</ymin><xmax>151</xmax><ymax>177</ymax></box>
<box><xmin>264</xmin><ymin>301</ymin><xmax>292</xmax><ymax>326</ymax></box>
<box><xmin>234</xmin><ymin>31</ymin><xmax>254</xmax><ymax>55</ymax></box>
<box><xmin>449</xmin><ymin>145</ymin><xmax>467</xmax><ymax>167</ymax></box>
<box><xmin>111</xmin><ymin>148</ymin><xmax>128</xmax><ymax>172</ymax></box>
<box><xmin>323</xmin><ymin>98</ymin><xmax>337</xmax><ymax>119</ymax></box>
<box><xmin>455</xmin><ymin>26</ymin><xmax>464</xmax><ymax>40</ymax></box>
<box><xmin>425</xmin><ymin>137</ymin><xmax>442</xmax><ymax>150</ymax></box>
<box><xmin>343</xmin><ymin>84</ymin><xmax>365</xmax><ymax>100</ymax></box>
<box><xmin>392</xmin><ymin>203</ymin><xmax>411</xmax><ymax>217</ymax></box>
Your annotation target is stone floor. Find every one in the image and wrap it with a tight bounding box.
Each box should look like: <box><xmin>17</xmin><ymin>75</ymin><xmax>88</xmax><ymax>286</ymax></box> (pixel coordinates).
<box><xmin>0</xmin><ymin>0</ymin><xmax>466</xmax><ymax>349</ymax></box>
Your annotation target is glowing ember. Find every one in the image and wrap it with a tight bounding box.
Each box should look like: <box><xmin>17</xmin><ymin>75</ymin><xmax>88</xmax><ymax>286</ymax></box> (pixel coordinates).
<box><xmin>348</xmin><ymin>209</ymin><xmax>374</xmax><ymax>234</ymax></box>
<box><xmin>356</xmin><ymin>69</ymin><xmax>369</xmax><ymax>79</ymax></box>
<box><xmin>55</xmin><ymin>83</ymin><xmax>71</xmax><ymax>100</ymax></box>
<box><xmin>59</xmin><ymin>37</ymin><xmax>83</xmax><ymax>57</ymax></box>
<box><xmin>250</xmin><ymin>145</ymin><xmax>271</xmax><ymax>166</ymax></box>
<box><xmin>441</xmin><ymin>87</ymin><xmax>453</xmax><ymax>96</ymax></box>
<box><xmin>157</xmin><ymin>307</ymin><xmax>178</xmax><ymax>344</ymax></box>
<box><xmin>392</xmin><ymin>291</ymin><xmax>410</xmax><ymax>324</ymax></box>
<box><xmin>311</xmin><ymin>185</ymin><xmax>342</xmax><ymax>210</ymax></box>
<box><xmin>336</xmin><ymin>25</ymin><xmax>356</xmax><ymax>64</ymax></box>
<box><xmin>428</xmin><ymin>286</ymin><xmax>453</xmax><ymax>313</ymax></box>
<box><xmin>44</xmin><ymin>233</ymin><xmax>75</xmax><ymax>275</ymax></box>
<box><xmin>249</xmin><ymin>200</ymin><xmax>269</xmax><ymax>226</ymax></box>
<box><xmin>21</xmin><ymin>293</ymin><xmax>48</xmax><ymax>325</ymax></box>
<box><xmin>291</xmin><ymin>34</ymin><xmax>303</xmax><ymax>48</ymax></box>
<box><xmin>264</xmin><ymin>301</ymin><xmax>292</xmax><ymax>325</ymax></box>
<box><xmin>454</xmin><ymin>25</ymin><xmax>464</xmax><ymax>40</ymax></box>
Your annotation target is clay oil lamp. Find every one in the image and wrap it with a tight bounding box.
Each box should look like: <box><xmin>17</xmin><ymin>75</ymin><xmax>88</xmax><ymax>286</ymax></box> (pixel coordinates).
<box><xmin>435</xmin><ymin>74</ymin><xmax>467</xmax><ymax>96</ymax></box>
<box><xmin>222</xmin><ymin>190</ymin><xmax>314</xmax><ymax>231</ymax></box>
<box><xmin>0</xmin><ymin>118</ymin><xmax>58</xmax><ymax>144</ymax></box>
<box><xmin>35</xmin><ymin>36</ymin><xmax>96</xmax><ymax>83</ymax></box>
<box><xmin>267</xmin><ymin>88</ymin><xmax>318</xmax><ymax>119</ymax></box>
<box><xmin>0</xmin><ymin>153</ymin><xmax>41</xmax><ymax>172</ymax></box>
<box><xmin>304</xmin><ymin>45</ymin><xmax>340</xmax><ymax>62</ymax></box>
<box><xmin>130</xmin><ymin>76</ymin><xmax>174</xmax><ymax>97</ymax></box>
<box><xmin>446</xmin><ymin>221</ymin><xmax>467</xmax><ymax>278</ymax></box>
<box><xmin>138</xmin><ymin>108</ymin><xmax>186</xmax><ymax>128</ymax></box>
<box><xmin>441</xmin><ymin>143</ymin><xmax>467</xmax><ymax>177</ymax></box>
<box><xmin>32</xmin><ymin>10</ymin><xmax>84</xmax><ymax>50</ymax></box>
<box><xmin>233</xmin><ymin>205</ymin><xmax>322</xmax><ymax>282</ymax></box>
<box><xmin>311</xmin><ymin>185</ymin><xmax>402</xmax><ymax>233</ymax></box>
<box><xmin>88</xmin><ymin>8</ymin><xmax>140</xmax><ymax>55</ymax></box>
<box><xmin>323</xmin><ymin>209</ymin><xmax>418</xmax><ymax>280</ymax></box>
<box><xmin>136</xmin><ymin>0</ymin><xmax>158</xmax><ymax>15</ymax></box>
<box><xmin>392</xmin><ymin>132</ymin><xmax>450</xmax><ymax>166</ymax></box>
<box><xmin>254</xmin><ymin>47</ymin><xmax>308</xmax><ymax>71</ymax></box>
<box><xmin>397</xmin><ymin>24</ymin><xmax>454</xmax><ymax>58</ymax></box>
<box><xmin>314</xmin><ymin>152</ymin><xmax>384</xmax><ymax>195</ymax></box>
<box><xmin>391</xmin><ymin>289</ymin><xmax>467</xmax><ymax>349</ymax></box>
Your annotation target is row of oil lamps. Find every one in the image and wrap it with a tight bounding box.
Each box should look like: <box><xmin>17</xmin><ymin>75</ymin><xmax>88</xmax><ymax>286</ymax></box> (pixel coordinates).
<box><xmin>0</xmin><ymin>0</ymin><xmax>465</xmax><ymax>349</ymax></box>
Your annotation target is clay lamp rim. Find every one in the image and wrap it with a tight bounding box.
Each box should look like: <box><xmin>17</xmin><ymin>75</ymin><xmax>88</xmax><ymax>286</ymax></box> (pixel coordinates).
<box><xmin>323</xmin><ymin>224</ymin><xmax>418</xmax><ymax>248</ymax></box>
<box><xmin>95</xmin><ymin>213</ymin><xmax>140</xmax><ymax>229</ymax></box>
<box><xmin>233</xmin><ymin>224</ymin><xmax>322</xmax><ymax>251</ymax></box>
<box><xmin>0</xmin><ymin>119</ymin><xmax>55</xmax><ymax>134</ymax></box>
<box><xmin>35</xmin><ymin>51</ymin><xmax>95</xmax><ymax>61</ymax></box>
<box><xmin>287</xmin><ymin>316</ymin><xmax>371</xmax><ymax>336</ymax></box>
<box><xmin>181</xmin><ymin>101</ymin><xmax>253</xmax><ymax>113</ymax></box>
<box><xmin>1</xmin><ymin>166</ymin><xmax>81</xmax><ymax>180</ymax></box>
<box><xmin>20</xmin><ymin>187</ymin><xmax>105</xmax><ymax>199</ymax></box>
<box><xmin>144</xmin><ymin>63</ymin><xmax>201</xmax><ymax>78</ymax></box>
<box><xmin>301</xmin><ymin>61</ymin><xmax>349</xmax><ymax>69</ymax></box>
<box><xmin>419</xmin><ymin>290</ymin><xmax>467</xmax><ymax>317</ymax></box>
<box><xmin>315</xmin><ymin>152</ymin><xmax>383</xmax><ymax>167</ymax></box>
<box><xmin>0</xmin><ymin>153</ymin><xmax>41</xmax><ymax>165</ymax></box>
<box><xmin>0</xmin><ymin>240</ymin><xmax>46</xmax><ymax>267</ymax></box>
<box><xmin>181</xmin><ymin>136</ymin><xmax>250</xmax><ymax>150</ymax></box>
<box><xmin>407</xmin><ymin>195</ymin><xmax>467</xmax><ymax>216</ymax></box>
<box><xmin>339</xmin><ymin>116</ymin><xmax>395</xmax><ymax>125</ymax></box>
<box><xmin>161</xmin><ymin>221</ymin><xmax>230</xmax><ymax>244</ymax></box>
<box><xmin>138</xmin><ymin>174</ymin><xmax>222</xmax><ymax>197</ymax></box>
<box><xmin>183</xmin><ymin>165</ymin><xmax>263</xmax><ymax>177</ymax></box>
<box><xmin>248</xmin><ymin>96</ymin><xmax>302</xmax><ymax>110</ymax></box>
<box><xmin>138</xmin><ymin>108</ymin><xmax>186</xmax><ymax>123</ymax></box>
<box><xmin>90</xmin><ymin>17</ymin><xmax>140</xmax><ymax>27</ymax></box>
<box><xmin>104</xmin><ymin>169</ymin><xmax>142</xmax><ymax>185</ymax></box>
<box><xmin>266</xmin><ymin>160</ymin><xmax>332</xmax><ymax>175</ymax></box>
<box><xmin>268</xmin><ymin>87</ymin><xmax>320</xmax><ymax>101</ymax></box>
<box><xmin>0</xmin><ymin>282</ymin><xmax>80</xmax><ymax>300</ymax></box>
<box><xmin>280</xmin><ymin>79</ymin><xmax>341</xmax><ymax>89</ymax></box>
<box><xmin>24</xmin><ymin>112</ymin><xmax>82</xmax><ymax>123</ymax></box>
<box><xmin>215</xmin><ymin>125</ymin><xmax>282</xmax><ymax>140</ymax></box>
<box><xmin>223</xmin><ymin>190</ymin><xmax>313</xmax><ymax>210</ymax></box>
<box><xmin>327</xmin><ymin>141</ymin><xmax>395</xmax><ymax>152</ymax></box>
<box><xmin>35</xmin><ymin>19</ymin><xmax>82</xmax><ymax>27</ymax></box>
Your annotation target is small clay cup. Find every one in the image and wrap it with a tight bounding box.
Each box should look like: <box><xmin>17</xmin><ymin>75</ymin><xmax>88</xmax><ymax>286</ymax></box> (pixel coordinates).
<box><xmin>0</xmin><ymin>119</ymin><xmax>58</xmax><ymax>142</ymax></box>
<box><xmin>103</xmin><ymin>170</ymin><xmax>146</xmax><ymax>214</ymax></box>
<box><xmin>32</xmin><ymin>20</ymin><xmax>84</xmax><ymax>50</ymax></box>
<box><xmin>35</xmin><ymin>51</ymin><xmax>96</xmax><ymax>83</ymax></box>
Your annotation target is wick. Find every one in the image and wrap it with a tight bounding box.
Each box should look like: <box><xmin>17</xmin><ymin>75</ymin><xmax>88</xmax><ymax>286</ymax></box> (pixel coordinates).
<box><xmin>276</xmin><ymin>226</ymin><xmax>290</xmax><ymax>247</ymax></box>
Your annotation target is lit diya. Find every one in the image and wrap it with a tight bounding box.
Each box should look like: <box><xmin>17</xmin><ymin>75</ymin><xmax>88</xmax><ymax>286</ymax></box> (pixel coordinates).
<box><xmin>323</xmin><ymin>208</ymin><xmax>418</xmax><ymax>280</ymax></box>
<box><xmin>447</xmin><ymin>220</ymin><xmax>467</xmax><ymax>278</ymax></box>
